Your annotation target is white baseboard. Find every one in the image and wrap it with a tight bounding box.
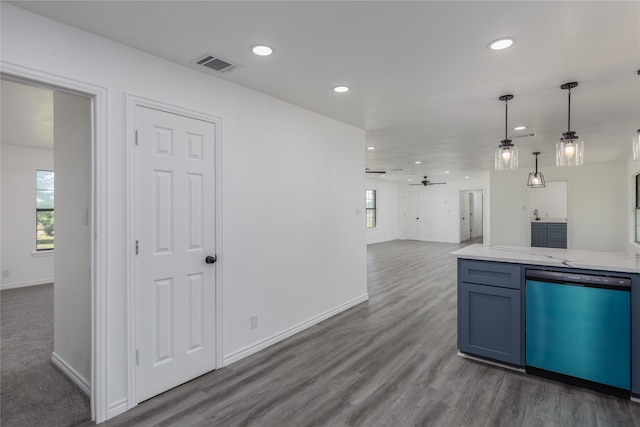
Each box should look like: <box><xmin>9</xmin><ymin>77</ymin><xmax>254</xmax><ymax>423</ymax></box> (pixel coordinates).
<box><xmin>51</xmin><ymin>352</ymin><xmax>91</xmax><ymax>396</ymax></box>
<box><xmin>1</xmin><ymin>278</ymin><xmax>54</xmax><ymax>291</ymax></box>
<box><xmin>223</xmin><ymin>293</ymin><xmax>369</xmax><ymax>366</ymax></box>
<box><xmin>107</xmin><ymin>398</ymin><xmax>129</xmax><ymax>420</ymax></box>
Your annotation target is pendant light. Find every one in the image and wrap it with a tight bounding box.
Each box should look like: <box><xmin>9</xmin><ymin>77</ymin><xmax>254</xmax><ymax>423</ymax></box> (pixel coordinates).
<box><xmin>527</xmin><ymin>152</ymin><xmax>545</xmax><ymax>188</ymax></box>
<box><xmin>495</xmin><ymin>94</ymin><xmax>518</xmax><ymax>171</ymax></box>
<box><xmin>556</xmin><ymin>82</ymin><xmax>584</xmax><ymax>166</ymax></box>
<box><xmin>633</xmin><ymin>70</ymin><xmax>640</xmax><ymax>160</ymax></box>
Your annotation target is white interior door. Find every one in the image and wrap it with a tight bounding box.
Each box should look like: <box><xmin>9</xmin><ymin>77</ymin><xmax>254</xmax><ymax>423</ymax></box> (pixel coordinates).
<box><xmin>459</xmin><ymin>191</ymin><xmax>470</xmax><ymax>241</ymax></box>
<box><xmin>134</xmin><ymin>105</ymin><xmax>217</xmax><ymax>403</ymax></box>
<box><xmin>404</xmin><ymin>192</ymin><xmax>421</xmax><ymax>240</ymax></box>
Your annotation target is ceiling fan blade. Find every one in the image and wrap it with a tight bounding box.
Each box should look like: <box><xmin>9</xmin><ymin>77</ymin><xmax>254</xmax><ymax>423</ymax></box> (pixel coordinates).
<box><xmin>366</xmin><ymin>170</ymin><xmax>386</xmax><ymax>174</ymax></box>
<box><xmin>409</xmin><ymin>184</ymin><xmax>423</xmax><ymax>185</ymax></box>
<box><xmin>430</xmin><ymin>182</ymin><xmax>447</xmax><ymax>185</ymax></box>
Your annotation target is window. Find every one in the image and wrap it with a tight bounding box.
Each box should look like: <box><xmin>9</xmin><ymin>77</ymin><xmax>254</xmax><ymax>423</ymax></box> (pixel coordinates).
<box><xmin>36</xmin><ymin>170</ymin><xmax>55</xmax><ymax>251</ymax></box>
<box><xmin>365</xmin><ymin>189</ymin><xmax>376</xmax><ymax>228</ymax></box>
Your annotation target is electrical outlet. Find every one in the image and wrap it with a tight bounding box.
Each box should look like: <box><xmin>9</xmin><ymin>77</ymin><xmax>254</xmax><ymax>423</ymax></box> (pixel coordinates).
<box><xmin>250</xmin><ymin>314</ymin><xmax>259</xmax><ymax>329</ymax></box>
<box><xmin>2</xmin><ymin>270</ymin><xmax>9</xmax><ymax>278</ymax></box>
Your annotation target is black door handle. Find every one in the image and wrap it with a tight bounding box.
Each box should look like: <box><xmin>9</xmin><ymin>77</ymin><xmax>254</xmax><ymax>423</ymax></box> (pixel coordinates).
<box><xmin>205</xmin><ymin>255</ymin><xmax>217</xmax><ymax>264</ymax></box>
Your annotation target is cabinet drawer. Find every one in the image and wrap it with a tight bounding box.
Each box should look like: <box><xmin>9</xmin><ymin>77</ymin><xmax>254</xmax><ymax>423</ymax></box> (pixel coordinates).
<box><xmin>459</xmin><ymin>259</ymin><xmax>521</xmax><ymax>289</ymax></box>
<box><xmin>547</xmin><ymin>223</ymin><xmax>567</xmax><ymax>231</ymax></box>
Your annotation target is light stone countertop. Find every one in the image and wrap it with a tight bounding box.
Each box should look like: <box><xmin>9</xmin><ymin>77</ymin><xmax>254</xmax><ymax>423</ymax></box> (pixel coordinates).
<box><xmin>530</xmin><ymin>218</ymin><xmax>567</xmax><ymax>223</ymax></box>
<box><xmin>451</xmin><ymin>244</ymin><xmax>640</xmax><ymax>274</ymax></box>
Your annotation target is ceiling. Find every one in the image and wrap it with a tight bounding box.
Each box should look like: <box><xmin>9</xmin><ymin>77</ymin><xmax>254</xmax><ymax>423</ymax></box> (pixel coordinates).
<box><xmin>6</xmin><ymin>1</ymin><xmax>640</xmax><ymax>182</ymax></box>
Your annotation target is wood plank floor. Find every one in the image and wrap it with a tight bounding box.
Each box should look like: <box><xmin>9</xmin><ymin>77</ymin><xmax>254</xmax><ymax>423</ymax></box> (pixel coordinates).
<box><xmin>95</xmin><ymin>239</ymin><xmax>640</xmax><ymax>426</ymax></box>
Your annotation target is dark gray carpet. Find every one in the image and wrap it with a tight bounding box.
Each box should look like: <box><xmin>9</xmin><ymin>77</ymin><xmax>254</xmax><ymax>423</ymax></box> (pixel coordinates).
<box><xmin>1</xmin><ymin>283</ymin><xmax>91</xmax><ymax>427</ymax></box>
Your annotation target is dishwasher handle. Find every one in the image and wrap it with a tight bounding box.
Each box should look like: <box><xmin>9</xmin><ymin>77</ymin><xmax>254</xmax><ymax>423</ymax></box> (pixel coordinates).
<box><xmin>525</xmin><ymin>269</ymin><xmax>631</xmax><ymax>290</ymax></box>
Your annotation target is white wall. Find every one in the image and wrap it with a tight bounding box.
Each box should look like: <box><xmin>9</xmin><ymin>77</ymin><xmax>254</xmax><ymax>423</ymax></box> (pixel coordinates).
<box><xmin>1</xmin><ymin>4</ymin><xmax>367</xmax><ymax>421</ymax></box>
<box><xmin>365</xmin><ymin>178</ymin><xmax>399</xmax><ymax>244</ymax></box>
<box><xmin>491</xmin><ymin>161</ymin><xmax>627</xmax><ymax>251</ymax></box>
<box><xmin>0</xmin><ymin>144</ymin><xmax>54</xmax><ymax>289</ymax></box>
<box><xmin>397</xmin><ymin>174</ymin><xmax>490</xmax><ymax>244</ymax></box>
<box><xmin>528</xmin><ymin>181</ymin><xmax>567</xmax><ymax>220</ymax></box>
<box><xmin>53</xmin><ymin>91</ymin><xmax>92</xmax><ymax>390</ymax></box>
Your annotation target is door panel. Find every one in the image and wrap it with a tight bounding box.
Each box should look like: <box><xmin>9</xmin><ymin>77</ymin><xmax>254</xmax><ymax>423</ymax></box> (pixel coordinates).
<box><xmin>135</xmin><ymin>105</ymin><xmax>216</xmax><ymax>403</ymax></box>
<box><xmin>404</xmin><ymin>192</ymin><xmax>420</xmax><ymax>240</ymax></box>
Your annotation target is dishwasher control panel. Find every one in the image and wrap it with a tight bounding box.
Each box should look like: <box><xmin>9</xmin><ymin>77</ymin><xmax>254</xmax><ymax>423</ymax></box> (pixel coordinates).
<box><xmin>526</xmin><ymin>269</ymin><xmax>630</xmax><ymax>289</ymax></box>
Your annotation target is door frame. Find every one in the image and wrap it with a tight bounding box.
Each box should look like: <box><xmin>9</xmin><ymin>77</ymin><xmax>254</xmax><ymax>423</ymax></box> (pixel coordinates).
<box><xmin>124</xmin><ymin>94</ymin><xmax>223</xmax><ymax>407</ymax></box>
<box><xmin>1</xmin><ymin>61</ymin><xmax>107</xmax><ymax>422</ymax></box>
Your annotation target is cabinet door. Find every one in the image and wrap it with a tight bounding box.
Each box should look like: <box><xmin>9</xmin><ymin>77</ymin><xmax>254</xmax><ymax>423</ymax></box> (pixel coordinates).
<box><xmin>458</xmin><ymin>282</ymin><xmax>522</xmax><ymax>366</ymax></box>
<box><xmin>547</xmin><ymin>224</ymin><xmax>567</xmax><ymax>248</ymax></box>
<box><xmin>531</xmin><ymin>223</ymin><xmax>547</xmax><ymax>247</ymax></box>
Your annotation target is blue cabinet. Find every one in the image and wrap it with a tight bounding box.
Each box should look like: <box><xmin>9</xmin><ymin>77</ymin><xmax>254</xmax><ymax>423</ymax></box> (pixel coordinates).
<box><xmin>458</xmin><ymin>259</ymin><xmax>523</xmax><ymax>366</ymax></box>
<box><xmin>531</xmin><ymin>222</ymin><xmax>567</xmax><ymax>248</ymax></box>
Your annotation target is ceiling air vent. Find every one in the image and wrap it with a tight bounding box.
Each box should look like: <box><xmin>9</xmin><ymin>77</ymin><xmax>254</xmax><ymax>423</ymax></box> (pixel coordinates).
<box><xmin>191</xmin><ymin>53</ymin><xmax>240</xmax><ymax>73</ymax></box>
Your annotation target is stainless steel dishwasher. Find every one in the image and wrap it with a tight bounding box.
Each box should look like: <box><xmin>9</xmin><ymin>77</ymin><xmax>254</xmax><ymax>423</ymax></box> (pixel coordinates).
<box><xmin>525</xmin><ymin>269</ymin><xmax>631</xmax><ymax>397</ymax></box>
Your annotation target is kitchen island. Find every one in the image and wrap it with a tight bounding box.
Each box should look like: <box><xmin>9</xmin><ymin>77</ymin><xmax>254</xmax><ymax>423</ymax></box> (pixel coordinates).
<box><xmin>452</xmin><ymin>244</ymin><xmax>640</xmax><ymax>399</ymax></box>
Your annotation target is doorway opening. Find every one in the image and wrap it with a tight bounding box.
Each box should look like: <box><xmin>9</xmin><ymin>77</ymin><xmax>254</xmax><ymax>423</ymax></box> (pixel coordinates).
<box><xmin>0</xmin><ymin>70</ymin><xmax>100</xmax><ymax>423</ymax></box>
<box><xmin>459</xmin><ymin>190</ymin><xmax>484</xmax><ymax>243</ymax></box>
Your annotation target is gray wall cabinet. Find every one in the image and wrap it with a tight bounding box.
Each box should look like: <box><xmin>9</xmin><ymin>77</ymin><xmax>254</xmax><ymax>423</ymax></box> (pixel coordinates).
<box><xmin>457</xmin><ymin>259</ymin><xmax>523</xmax><ymax>366</ymax></box>
<box><xmin>531</xmin><ymin>222</ymin><xmax>567</xmax><ymax>248</ymax></box>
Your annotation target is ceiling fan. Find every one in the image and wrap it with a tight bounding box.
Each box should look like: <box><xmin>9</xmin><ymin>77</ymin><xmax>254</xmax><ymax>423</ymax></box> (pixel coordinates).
<box><xmin>365</xmin><ymin>168</ymin><xmax>386</xmax><ymax>174</ymax></box>
<box><xmin>410</xmin><ymin>176</ymin><xmax>446</xmax><ymax>186</ymax></box>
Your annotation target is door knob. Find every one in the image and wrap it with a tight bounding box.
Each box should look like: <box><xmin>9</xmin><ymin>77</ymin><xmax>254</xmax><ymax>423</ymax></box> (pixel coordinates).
<box><xmin>205</xmin><ymin>255</ymin><xmax>217</xmax><ymax>264</ymax></box>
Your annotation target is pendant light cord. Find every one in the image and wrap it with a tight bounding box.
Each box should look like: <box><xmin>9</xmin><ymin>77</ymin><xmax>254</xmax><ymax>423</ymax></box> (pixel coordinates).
<box><xmin>504</xmin><ymin>98</ymin><xmax>508</xmax><ymax>141</ymax></box>
<box><xmin>567</xmin><ymin>88</ymin><xmax>571</xmax><ymax>133</ymax></box>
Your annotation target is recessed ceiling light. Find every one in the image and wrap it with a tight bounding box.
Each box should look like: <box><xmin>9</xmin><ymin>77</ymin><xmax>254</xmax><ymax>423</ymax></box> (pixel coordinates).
<box><xmin>333</xmin><ymin>85</ymin><xmax>350</xmax><ymax>93</ymax></box>
<box><xmin>251</xmin><ymin>45</ymin><xmax>274</xmax><ymax>56</ymax></box>
<box><xmin>464</xmin><ymin>176</ymin><xmax>470</xmax><ymax>179</ymax></box>
<box><xmin>367</xmin><ymin>146</ymin><xmax>376</xmax><ymax>150</ymax></box>
<box><xmin>408</xmin><ymin>179</ymin><xmax>413</xmax><ymax>182</ymax></box>
<box><xmin>415</xmin><ymin>161</ymin><xmax>422</xmax><ymax>164</ymax></box>
<box><xmin>444</xmin><ymin>170</ymin><xmax>450</xmax><ymax>174</ymax></box>
<box><xmin>514</xmin><ymin>126</ymin><xmax>527</xmax><ymax>131</ymax></box>
<box><xmin>488</xmin><ymin>37</ymin><xmax>515</xmax><ymax>51</ymax></box>
<box><xmin>380</xmin><ymin>174</ymin><xmax>386</xmax><ymax>178</ymax></box>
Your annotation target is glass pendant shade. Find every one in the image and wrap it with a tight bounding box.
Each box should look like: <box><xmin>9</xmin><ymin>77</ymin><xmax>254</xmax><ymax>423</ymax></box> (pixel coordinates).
<box><xmin>495</xmin><ymin>144</ymin><xmax>518</xmax><ymax>171</ymax></box>
<box><xmin>556</xmin><ymin>137</ymin><xmax>584</xmax><ymax>167</ymax></box>
<box><xmin>527</xmin><ymin>172</ymin><xmax>545</xmax><ymax>187</ymax></box>
<box><xmin>634</xmin><ymin>129</ymin><xmax>640</xmax><ymax>160</ymax></box>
